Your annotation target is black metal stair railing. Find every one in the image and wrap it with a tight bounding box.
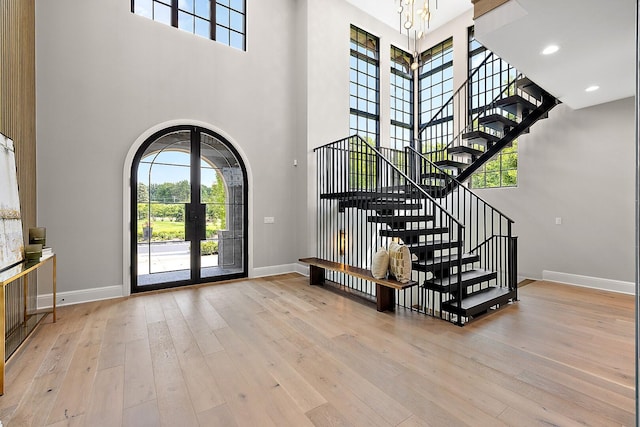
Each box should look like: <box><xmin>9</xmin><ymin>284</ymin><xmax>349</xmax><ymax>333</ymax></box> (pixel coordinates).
<box><xmin>314</xmin><ymin>135</ymin><xmax>519</xmax><ymax>324</ymax></box>
<box><xmin>422</xmin><ymin>71</ymin><xmax>525</xmax><ymax>167</ymax></box>
<box><xmin>418</xmin><ymin>50</ymin><xmax>554</xmax><ymax>184</ymax></box>
<box><xmin>418</xmin><ymin>51</ymin><xmax>495</xmax><ymax>163</ymax></box>
<box><xmin>405</xmin><ymin>146</ymin><xmax>517</xmax><ymax>300</ymax></box>
<box><xmin>455</xmin><ymin>89</ymin><xmax>558</xmax><ymax>183</ymax></box>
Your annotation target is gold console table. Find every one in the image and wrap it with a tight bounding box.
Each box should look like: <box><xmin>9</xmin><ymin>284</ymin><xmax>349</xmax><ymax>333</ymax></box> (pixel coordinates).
<box><xmin>0</xmin><ymin>254</ymin><xmax>56</xmax><ymax>395</ymax></box>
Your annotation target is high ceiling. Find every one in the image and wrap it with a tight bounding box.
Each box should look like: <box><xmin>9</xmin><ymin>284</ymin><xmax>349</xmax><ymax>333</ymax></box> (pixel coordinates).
<box><xmin>346</xmin><ymin>0</ymin><xmax>636</xmax><ymax>110</ymax></box>
<box><xmin>474</xmin><ymin>0</ymin><xmax>636</xmax><ymax>109</ymax></box>
<box><xmin>344</xmin><ymin>0</ymin><xmax>473</xmax><ymax>34</ymax></box>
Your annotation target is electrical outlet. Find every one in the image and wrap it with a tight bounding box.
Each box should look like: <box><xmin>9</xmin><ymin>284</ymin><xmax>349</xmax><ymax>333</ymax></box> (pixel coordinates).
<box><xmin>555</xmin><ymin>217</ymin><xmax>562</xmax><ymax>225</ymax></box>
<box><xmin>264</xmin><ymin>217</ymin><xmax>275</xmax><ymax>224</ymax></box>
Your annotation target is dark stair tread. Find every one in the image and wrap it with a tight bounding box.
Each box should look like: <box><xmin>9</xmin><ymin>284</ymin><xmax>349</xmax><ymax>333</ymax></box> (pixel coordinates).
<box><xmin>495</xmin><ymin>95</ymin><xmax>538</xmax><ymax>116</ymax></box>
<box><xmin>423</xmin><ymin>188</ymin><xmax>449</xmax><ymax>199</ymax></box>
<box><xmin>368</xmin><ymin>215</ymin><xmax>434</xmax><ymax>224</ymax></box>
<box><xmin>442</xmin><ymin>287</ymin><xmax>516</xmax><ymax>317</ymax></box>
<box><xmin>434</xmin><ymin>159</ymin><xmax>470</xmax><ymax>170</ymax></box>
<box><xmin>478</xmin><ymin>114</ymin><xmax>518</xmax><ymax>132</ymax></box>
<box><xmin>515</xmin><ymin>77</ymin><xmax>545</xmax><ymax>101</ymax></box>
<box><xmin>448</xmin><ymin>146</ymin><xmax>484</xmax><ymax>158</ymax></box>
<box><xmin>367</xmin><ymin>202</ymin><xmax>423</xmax><ymax>210</ymax></box>
<box><xmin>380</xmin><ymin>227</ymin><xmax>449</xmax><ymax>238</ymax></box>
<box><xmin>413</xmin><ymin>253</ymin><xmax>479</xmax><ymax>272</ymax></box>
<box><xmin>419</xmin><ymin>184</ymin><xmax>446</xmax><ymax>191</ymax></box>
<box><xmin>321</xmin><ymin>191</ymin><xmax>418</xmax><ymax>200</ymax></box>
<box><xmin>377</xmin><ymin>186</ymin><xmax>425</xmax><ymax>196</ymax></box>
<box><xmin>461</xmin><ymin>130</ymin><xmax>501</xmax><ymax>146</ymax></box>
<box><xmin>419</xmin><ymin>184</ymin><xmax>447</xmax><ymax>195</ymax></box>
<box><xmin>406</xmin><ymin>240</ymin><xmax>460</xmax><ymax>254</ymax></box>
<box><xmin>423</xmin><ymin>269</ymin><xmax>497</xmax><ymax>292</ymax></box>
<box><xmin>455</xmin><ymin>91</ymin><xmax>560</xmax><ymax>184</ymax></box>
<box><xmin>419</xmin><ymin>170</ymin><xmax>451</xmax><ymax>180</ymax></box>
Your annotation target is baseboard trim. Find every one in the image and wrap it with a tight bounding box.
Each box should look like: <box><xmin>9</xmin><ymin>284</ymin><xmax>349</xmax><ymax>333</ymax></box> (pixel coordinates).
<box><xmin>295</xmin><ymin>262</ymin><xmax>309</xmax><ymax>276</ymax></box>
<box><xmin>542</xmin><ymin>270</ymin><xmax>634</xmax><ymax>295</ymax></box>
<box><xmin>37</xmin><ymin>263</ymin><xmax>312</xmax><ymax>309</ymax></box>
<box><xmin>37</xmin><ymin>285</ymin><xmax>124</xmax><ymax>309</ymax></box>
<box><xmin>251</xmin><ymin>264</ymin><xmax>300</xmax><ymax>278</ymax></box>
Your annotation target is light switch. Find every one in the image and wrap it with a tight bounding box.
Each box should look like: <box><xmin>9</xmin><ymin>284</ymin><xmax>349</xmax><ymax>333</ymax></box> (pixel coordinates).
<box><xmin>264</xmin><ymin>217</ymin><xmax>275</xmax><ymax>224</ymax></box>
<box><xmin>555</xmin><ymin>217</ymin><xmax>562</xmax><ymax>225</ymax></box>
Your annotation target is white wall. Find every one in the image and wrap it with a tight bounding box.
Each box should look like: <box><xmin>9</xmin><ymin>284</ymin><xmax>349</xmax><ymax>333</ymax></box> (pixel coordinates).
<box><xmin>36</xmin><ymin>0</ymin><xmax>302</xmax><ymax>296</ymax></box>
<box><xmin>476</xmin><ymin>97</ymin><xmax>636</xmax><ymax>288</ymax></box>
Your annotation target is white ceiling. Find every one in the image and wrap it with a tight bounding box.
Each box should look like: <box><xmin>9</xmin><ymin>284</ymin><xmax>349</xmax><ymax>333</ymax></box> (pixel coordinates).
<box><xmin>346</xmin><ymin>0</ymin><xmax>636</xmax><ymax>110</ymax></box>
<box><xmin>474</xmin><ymin>0</ymin><xmax>636</xmax><ymax>109</ymax></box>
<box><xmin>344</xmin><ymin>0</ymin><xmax>473</xmax><ymax>35</ymax></box>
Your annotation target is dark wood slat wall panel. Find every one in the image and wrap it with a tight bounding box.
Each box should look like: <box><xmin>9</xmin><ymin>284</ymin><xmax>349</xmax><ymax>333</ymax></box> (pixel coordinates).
<box><xmin>0</xmin><ymin>0</ymin><xmax>37</xmax><ymax>235</ymax></box>
<box><xmin>471</xmin><ymin>0</ymin><xmax>510</xmax><ymax>19</ymax></box>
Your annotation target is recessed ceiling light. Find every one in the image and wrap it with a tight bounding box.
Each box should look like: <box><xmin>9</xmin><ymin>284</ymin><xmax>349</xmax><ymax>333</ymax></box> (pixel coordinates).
<box><xmin>585</xmin><ymin>85</ymin><xmax>600</xmax><ymax>92</ymax></box>
<box><xmin>541</xmin><ymin>45</ymin><xmax>559</xmax><ymax>55</ymax></box>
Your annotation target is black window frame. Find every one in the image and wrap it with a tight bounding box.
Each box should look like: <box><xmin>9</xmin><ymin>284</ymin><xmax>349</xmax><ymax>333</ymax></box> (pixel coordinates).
<box><xmin>390</xmin><ymin>45</ymin><xmax>414</xmax><ymax>150</ymax></box>
<box><xmin>349</xmin><ymin>25</ymin><xmax>380</xmax><ymax>149</ymax></box>
<box><xmin>418</xmin><ymin>37</ymin><xmax>454</xmax><ymax>154</ymax></box>
<box><xmin>468</xmin><ymin>26</ymin><xmax>518</xmax><ymax>189</ymax></box>
<box><xmin>131</xmin><ymin>0</ymin><xmax>246</xmax><ymax>51</ymax></box>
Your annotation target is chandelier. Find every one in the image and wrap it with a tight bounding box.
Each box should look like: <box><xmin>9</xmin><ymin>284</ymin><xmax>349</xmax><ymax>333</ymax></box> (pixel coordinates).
<box><xmin>396</xmin><ymin>0</ymin><xmax>438</xmax><ymax>70</ymax></box>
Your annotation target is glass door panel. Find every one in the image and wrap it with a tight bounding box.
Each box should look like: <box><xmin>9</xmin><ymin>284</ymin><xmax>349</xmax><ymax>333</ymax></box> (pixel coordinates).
<box><xmin>200</xmin><ymin>132</ymin><xmax>245</xmax><ymax>279</ymax></box>
<box><xmin>132</xmin><ymin>126</ymin><xmax>246</xmax><ymax>292</ymax></box>
<box><xmin>136</xmin><ymin>131</ymin><xmax>192</xmax><ymax>286</ymax></box>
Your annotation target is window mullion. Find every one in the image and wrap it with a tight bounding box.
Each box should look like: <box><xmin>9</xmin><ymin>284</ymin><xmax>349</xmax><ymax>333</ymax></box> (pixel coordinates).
<box><xmin>132</xmin><ymin>0</ymin><xmax>245</xmax><ymax>50</ymax></box>
<box><xmin>211</xmin><ymin>1</ymin><xmax>216</xmax><ymax>41</ymax></box>
<box><xmin>171</xmin><ymin>0</ymin><xmax>178</xmax><ymax>28</ymax></box>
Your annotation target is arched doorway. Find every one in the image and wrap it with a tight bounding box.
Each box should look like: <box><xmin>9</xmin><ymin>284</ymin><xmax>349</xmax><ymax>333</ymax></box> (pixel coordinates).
<box><xmin>130</xmin><ymin>125</ymin><xmax>247</xmax><ymax>292</ymax></box>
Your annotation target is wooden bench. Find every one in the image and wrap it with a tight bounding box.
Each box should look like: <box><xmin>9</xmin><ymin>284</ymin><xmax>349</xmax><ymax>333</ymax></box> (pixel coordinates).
<box><xmin>298</xmin><ymin>257</ymin><xmax>418</xmax><ymax>312</ymax></box>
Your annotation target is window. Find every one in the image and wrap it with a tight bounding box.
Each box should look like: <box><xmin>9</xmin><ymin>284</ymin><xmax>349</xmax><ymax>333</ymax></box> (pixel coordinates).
<box><xmin>132</xmin><ymin>0</ymin><xmax>246</xmax><ymax>50</ymax></box>
<box><xmin>418</xmin><ymin>38</ymin><xmax>454</xmax><ymax>154</ymax></box>
<box><xmin>390</xmin><ymin>46</ymin><xmax>413</xmax><ymax>150</ymax></box>
<box><xmin>348</xmin><ymin>26</ymin><xmax>379</xmax><ymax>190</ymax></box>
<box><xmin>349</xmin><ymin>26</ymin><xmax>379</xmax><ymax>148</ymax></box>
<box><xmin>468</xmin><ymin>27</ymin><xmax>518</xmax><ymax>188</ymax></box>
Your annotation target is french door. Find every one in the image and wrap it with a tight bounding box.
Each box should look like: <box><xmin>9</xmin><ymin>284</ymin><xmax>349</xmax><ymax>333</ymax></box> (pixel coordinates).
<box><xmin>131</xmin><ymin>126</ymin><xmax>247</xmax><ymax>292</ymax></box>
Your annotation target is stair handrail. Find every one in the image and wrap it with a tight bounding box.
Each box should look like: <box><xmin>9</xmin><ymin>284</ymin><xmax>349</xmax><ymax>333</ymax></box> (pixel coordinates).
<box><xmin>417</xmin><ymin>52</ymin><xmax>494</xmax><ymax>134</ymax></box>
<box><xmin>404</xmin><ymin>146</ymin><xmax>515</xmax><ymax>224</ymax></box>
<box><xmin>421</xmin><ymin>70</ymin><xmax>524</xmax><ymax>162</ymax></box>
<box><xmin>314</xmin><ymin>135</ymin><xmax>466</xmax><ymax>230</ymax></box>
<box><xmin>315</xmin><ymin>134</ymin><xmax>468</xmax><ymax>323</ymax></box>
<box><xmin>403</xmin><ymin>144</ymin><xmax>517</xmax><ymax>299</ymax></box>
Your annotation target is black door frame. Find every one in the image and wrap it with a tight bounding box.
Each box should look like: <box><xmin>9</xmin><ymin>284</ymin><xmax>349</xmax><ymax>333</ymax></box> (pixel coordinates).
<box><xmin>130</xmin><ymin>125</ymin><xmax>248</xmax><ymax>293</ymax></box>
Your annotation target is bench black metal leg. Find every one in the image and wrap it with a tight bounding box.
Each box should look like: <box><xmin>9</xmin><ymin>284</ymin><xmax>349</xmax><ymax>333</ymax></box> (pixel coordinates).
<box><xmin>376</xmin><ymin>284</ymin><xmax>395</xmax><ymax>312</ymax></box>
<box><xmin>309</xmin><ymin>265</ymin><xmax>325</xmax><ymax>286</ymax></box>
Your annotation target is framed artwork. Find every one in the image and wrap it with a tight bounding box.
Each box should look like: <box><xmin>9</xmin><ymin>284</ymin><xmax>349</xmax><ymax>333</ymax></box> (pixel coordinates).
<box><xmin>0</xmin><ymin>133</ymin><xmax>24</xmax><ymax>271</ymax></box>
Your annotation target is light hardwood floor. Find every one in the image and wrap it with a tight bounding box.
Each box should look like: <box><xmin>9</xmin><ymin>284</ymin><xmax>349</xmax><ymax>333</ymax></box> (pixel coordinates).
<box><xmin>0</xmin><ymin>274</ymin><xmax>634</xmax><ymax>426</ymax></box>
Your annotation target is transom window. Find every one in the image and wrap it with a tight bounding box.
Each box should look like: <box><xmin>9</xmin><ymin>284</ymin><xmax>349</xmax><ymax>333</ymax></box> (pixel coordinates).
<box><xmin>132</xmin><ymin>0</ymin><xmax>246</xmax><ymax>51</ymax></box>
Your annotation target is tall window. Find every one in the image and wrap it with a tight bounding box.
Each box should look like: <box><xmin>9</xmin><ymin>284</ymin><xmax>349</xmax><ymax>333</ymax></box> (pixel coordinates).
<box><xmin>468</xmin><ymin>27</ymin><xmax>518</xmax><ymax>188</ymax></box>
<box><xmin>349</xmin><ymin>26</ymin><xmax>379</xmax><ymax>147</ymax></box>
<box><xmin>390</xmin><ymin>46</ymin><xmax>413</xmax><ymax>150</ymax></box>
<box><xmin>132</xmin><ymin>0</ymin><xmax>246</xmax><ymax>51</ymax></box>
<box><xmin>418</xmin><ymin>38</ymin><xmax>454</xmax><ymax>153</ymax></box>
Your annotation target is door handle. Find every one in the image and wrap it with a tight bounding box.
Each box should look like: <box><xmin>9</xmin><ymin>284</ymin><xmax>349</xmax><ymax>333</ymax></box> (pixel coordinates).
<box><xmin>185</xmin><ymin>203</ymin><xmax>206</xmax><ymax>241</ymax></box>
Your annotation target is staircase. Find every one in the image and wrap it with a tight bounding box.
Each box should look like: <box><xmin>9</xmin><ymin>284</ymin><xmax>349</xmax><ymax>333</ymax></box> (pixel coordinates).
<box><xmin>311</xmin><ymin>54</ymin><xmax>556</xmax><ymax>326</ymax></box>
<box><xmin>314</xmin><ymin>136</ymin><xmax>517</xmax><ymax>326</ymax></box>
<box><xmin>418</xmin><ymin>52</ymin><xmax>559</xmax><ymax>191</ymax></box>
